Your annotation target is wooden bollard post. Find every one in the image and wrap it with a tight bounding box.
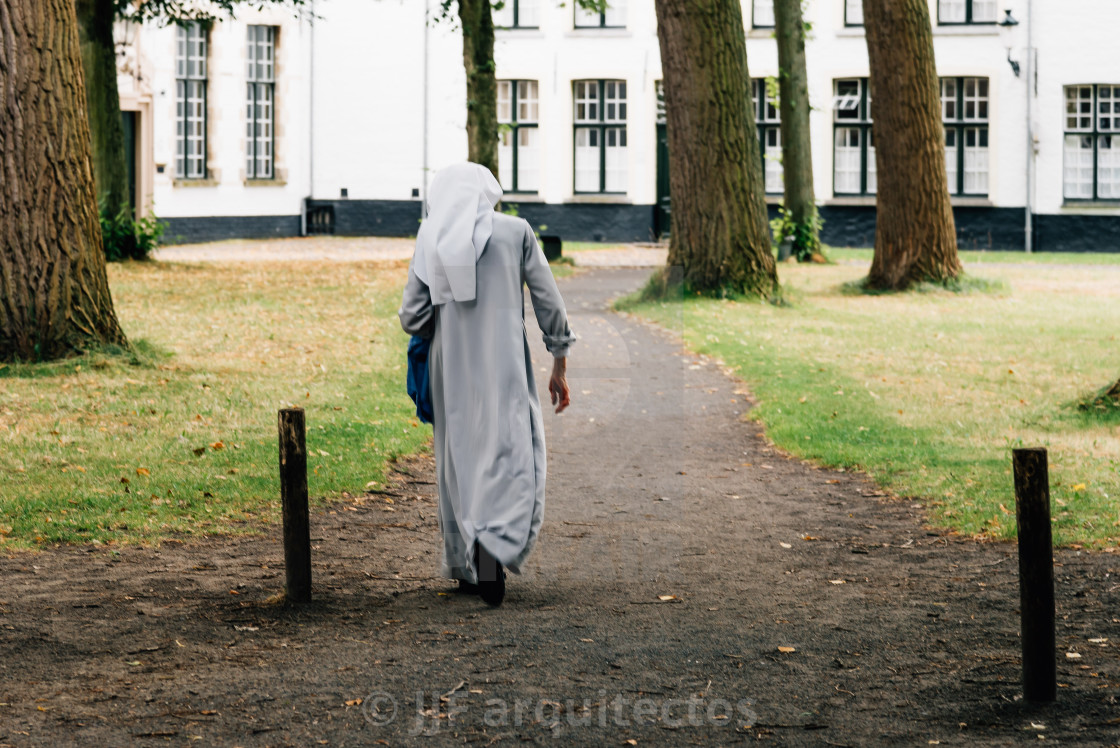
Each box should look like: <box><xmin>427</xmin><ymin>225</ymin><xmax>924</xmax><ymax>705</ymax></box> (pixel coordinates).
<box><xmin>279</xmin><ymin>408</ymin><xmax>312</xmax><ymax>603</ymax></box>
<box><xmin>1012</xmin><ymin>447</ymin><xmax>1056</xmax><ymax>702</ymax></box>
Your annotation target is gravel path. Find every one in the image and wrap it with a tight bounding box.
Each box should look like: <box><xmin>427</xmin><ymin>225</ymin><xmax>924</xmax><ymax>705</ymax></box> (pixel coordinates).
<box><xmin>153</xmin><ymin>236</ymin><xmax>416</xmax><ymax>263</ymax></box>
<box><xmin>0</xmin><ymin>269</ymin><xmax>1117</xmax><ymax>746</ymax></box>
<box><xmin>153</xmin><ymin>236</ymin><xmax>667</xmax><ymax>267</ymax></box>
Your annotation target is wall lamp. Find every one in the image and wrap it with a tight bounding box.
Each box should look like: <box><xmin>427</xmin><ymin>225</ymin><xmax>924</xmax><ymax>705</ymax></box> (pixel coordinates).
<box><xmin>999</xmin><ymin>10</ymin><xmax>1021</xmax><ymax>77</ymax></box>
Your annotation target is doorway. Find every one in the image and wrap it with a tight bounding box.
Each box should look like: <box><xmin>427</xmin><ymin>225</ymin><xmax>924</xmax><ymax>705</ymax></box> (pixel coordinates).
<box><xmin>655</xmin><ymin>122</ymin><xmax>671</xmax><ymax>239</ymax></box>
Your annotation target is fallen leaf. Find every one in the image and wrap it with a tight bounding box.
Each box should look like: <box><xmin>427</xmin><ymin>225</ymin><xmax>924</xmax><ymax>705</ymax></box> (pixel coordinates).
<box><xmin>210</xmin><ymin>441</ymin><xmax>225</xmax><ymax>451</ymax></box>
<box><xmin>1065</xmin><ymin>652</ymin><xmax>1081</xmax><ymax>659</ymax></box>
<box><xmin>1072</xmin><ymin>483</ymin><xmax>1086</xmax><ymax>491</ymax></box>
<box><xmin>829</xmin><ymin>579</ymin><xmax>846</xmax><ymax>585</ymax></box>
<box><xmin>345</xmin><ymin>698</ymin><xmax>363</xmax><ymax>707</ymax></box>
<box><xmin>624</xmin><ymin>741</ymin><xmax>638</xmax><ymax>746</ymax></box>
<box><xmin>777</xmin><ymin>646</ymin><xmax>796</xmax><ymax>653</ymax></box>
<box><xmin>127</xmin><ymin>660</ymin><xmax>142</xmax><ymax>666</ymax></box>
<box><xmin>579</xmin><ymin>638</ymin><xmax>594</xmax><ymax>643</ymax></box>
<box><xmin>779</xmin><ymin>542</ymin><xmax>792</xmax><ymax>549</ymax></box>
<box><xmin>135</xmin><ymin>467</ymin><xmax>150</xmax><ymax>477</ymax></box>
<box><xmin>657</xmin><ymin>595</ymin><xmax>677</xmax><ymax>601</ymax></box>
<box><xmin>1088</xmin><ymin>637</ymin><xmax>1108</xmax><ymax>643</ymax></box>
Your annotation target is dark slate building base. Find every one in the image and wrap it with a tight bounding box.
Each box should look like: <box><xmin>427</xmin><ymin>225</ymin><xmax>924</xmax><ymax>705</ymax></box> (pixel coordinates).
<box><xmin>1035</xmin><ymin>213</ymin><xmax>1120</xmax><ymax>253</ymax></box>
<box><xmin>503</xmin><ymin>201</ymin><xmax>657</xmax><ymax>243</ymax></box>
<box><xmin>158</xmin><ymin>201</ymin><xmax>1120</xmax><ymax>254</ymax></box>
<box><xmin>161</xmin><ymin>215</ymin><xmax>301</xmax><ymax>245</ymax></box>
<box><xmin>816</xmin><ymin>205</ymin><xmax>1029</xmax><ymax>251</ymax></box>
<box><xmin>329</xmin><ymin>200</ymin><xmax>423</xmax><ymax>237</ymax></box>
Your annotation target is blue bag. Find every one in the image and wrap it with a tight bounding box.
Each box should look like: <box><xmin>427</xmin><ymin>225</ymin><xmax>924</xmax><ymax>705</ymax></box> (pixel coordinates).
<box><xmin>407</xmin><ymin>335</ymin><xmax>434</xmax><ymax>424</ymax></box>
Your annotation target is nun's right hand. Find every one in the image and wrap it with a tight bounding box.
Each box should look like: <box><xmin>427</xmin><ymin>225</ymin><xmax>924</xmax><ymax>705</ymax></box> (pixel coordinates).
<box><xmin>549</xmin><ymin>357</ymin><xmax>570</xmax><ymax>414</ymax></box>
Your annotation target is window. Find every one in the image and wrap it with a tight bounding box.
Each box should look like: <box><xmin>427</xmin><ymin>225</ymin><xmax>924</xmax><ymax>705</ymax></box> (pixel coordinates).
<box><xmin>845</xmin><ymin>0</ymin><xmax>863</xmax><ymax>26</ymax></box>
<box><xmin>751</xmin><ymin>79</ymin><xmax>782</xmax><ymax>194</ymax></box>
<box><xmin>832</xmin><ymin>78</ymin><xmax>876</xmax><ymax>195</ymax></box>
<box><xmin>573</xmin><ymin>80</ymin><xmax>627</xmax><ymax>193</ymax></box>
<box><xmin>1064</xmin><ymin>85</ymin><xmax>1120</xmax><ymax>201</ymax></box>
<box><xmin>175</xmin><ymin>22</ymin><xmax>207</xmax><ymax>179</ymax></box>
<box><xmin>493</xmin><ymin>0</ymin><xmax>539</xmax><ymax>29</ymax></box>
<box><xmin>938</xmin><ymin>0</ymin><xmax>997</xmax><ymax>24</ymax></box>
<box><xmin>498</xmin><ymin>80</ymin><xmax>540</xmax><ymax>193</ymax></box>
<box><xmin>575</xmin><ymin>0</ymin><xmax>626</xmax><ymax>28</ymax></box>
<box><xmin>941</xmin><ymin>77</ymin><xmax>989</xmax><ymax>196</ymax></box>
<box><xmin>246</xmin><ymin>25</ymin><xmax>276</xmax><ymax>180</ymax></box>
<box><xmin>752</xmin><ymin>0</ymin><xmax>775</xmax><ymax>28</ymax></box>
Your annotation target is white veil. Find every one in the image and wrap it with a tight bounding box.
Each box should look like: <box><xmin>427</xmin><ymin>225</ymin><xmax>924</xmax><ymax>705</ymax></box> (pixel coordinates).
<box><xmin>414</xmin><ymin>162</ymin><xmax>503</xmax><ymax>305</ymax></box>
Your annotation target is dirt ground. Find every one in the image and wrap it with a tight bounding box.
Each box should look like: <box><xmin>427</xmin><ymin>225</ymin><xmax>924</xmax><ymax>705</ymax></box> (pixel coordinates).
<box><xmin>1</xmin><ymin>268</ymin><xmax>1117</xmax><ymax>747</ymax></box>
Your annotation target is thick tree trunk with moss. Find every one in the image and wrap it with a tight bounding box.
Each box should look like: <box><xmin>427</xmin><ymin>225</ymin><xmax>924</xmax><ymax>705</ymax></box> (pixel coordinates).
<box><xmin>653</xmin><ymin>0</ymin><xmax>777</xmax><ymax>296</ymax></box>
<box><xmin>75</xmin><ymin>0</ymin><xmax>131</xmax><ymax>216</ymax></box>
<box><xmin>774</xmin><ymin>0</ymin><xmax>817</xmax><ymax>259</ymax></box>
<box><xmin>0</xmin><ymin>0</ymin><xmax>127</xmax><ymax>361</ymax></box>
<box><xmin>863</xmin><ymin>0</ymin><xmax>960</xmax><ymax>289</ymax></box>
<box><xmin>457</xmin><ymin>0</ymin><xmax>498</xmax><ymax>176</ymax></box>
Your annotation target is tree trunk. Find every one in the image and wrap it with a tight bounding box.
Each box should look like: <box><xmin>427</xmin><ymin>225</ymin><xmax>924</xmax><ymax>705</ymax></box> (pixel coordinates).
<box><xmin>773</xmin><ymin>0</ymin><xmax>818</xmax><ymax>259</ymax></box>
<box><xmin>863</xmin><ymin>0</ymin><xmax>961</xmax><ymax>290</ymax></box>
<box><xmin>75</xmin><ymin>0</ymin><xmax>130</xmax><ymax>216</ymax></box>
<box><xmin>0</xmin><ymin>0</ymin><xmax>127</xmax><ymax>361</ymax></box>
<box><xmin>457</xmin><ymin>0</ymin><xmax>498</xmax><ymax>176</ymax></box>
<box><xmin>654</xmin><ymin>0</ymin><xmax>777</xmax><ymax>297</ymax></box>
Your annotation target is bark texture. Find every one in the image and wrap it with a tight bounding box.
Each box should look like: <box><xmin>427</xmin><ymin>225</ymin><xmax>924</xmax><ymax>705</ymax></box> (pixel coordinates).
<box><xmin>457</xmin><ymin>0</ymin><xmax>498</xmax><ymax>176</ymax></box>
<box><xmin>863</xmin><ymin>0</ymin><xmax>960</xmax><ymax>289</ymax></box>
<box><xmin>0</xmin><ymin>0</ymin><xmax>127</xmax><ymax>361</ymax></box>
<box><xmin>773</xmin><ymin>0</ymin><xmax>817</xmax><ymax>258</ymax></box>
<box><xmin>654</xmin><ymin>0</ymin><xmax>777</xmax><ymax>296</ymax></box>
<box><xmin>75</xmin><ymin>0</ymin><xmax>130</xmax><ymax>214</ymax></box>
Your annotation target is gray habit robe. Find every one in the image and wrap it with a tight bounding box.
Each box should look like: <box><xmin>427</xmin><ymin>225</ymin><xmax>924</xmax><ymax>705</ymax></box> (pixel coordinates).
<box><xmin>398</xmin><ymin>213</ymin><xmax>575</xmax><ymax>583</ymax></box>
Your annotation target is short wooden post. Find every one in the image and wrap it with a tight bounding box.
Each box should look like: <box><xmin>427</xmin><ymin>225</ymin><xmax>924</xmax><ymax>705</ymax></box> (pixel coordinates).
<box><xmin>279</xmin><ymin>408</ymin><xmax>311</xmax><ymax>603</ymax></box>
<box><xmin>1012</xmin><ymin>447</ymin><xmax>1056</xmax><ymax>702</ymax></box>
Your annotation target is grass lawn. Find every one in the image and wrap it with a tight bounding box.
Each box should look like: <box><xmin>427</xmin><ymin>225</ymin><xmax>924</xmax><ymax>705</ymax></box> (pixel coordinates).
<box><xmin>828</xmin><ymin>247</ymin><xmax>1120</xmax><ymax>265</ymax></box>
<box><xmin>620</xmin><ymin>255</ymin><xmax>1120</xmax><ymax>548</ymax></box>
<box><xmin>0</xmin><ymin>260</ymin><xmax>429</xmax><ymax>549</ymax></box>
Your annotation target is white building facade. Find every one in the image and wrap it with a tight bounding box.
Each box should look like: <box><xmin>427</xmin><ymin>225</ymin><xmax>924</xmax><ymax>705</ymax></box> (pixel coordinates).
<box><xmin>119</xmin><ymin>0</ymin><xmax>1120</xmax><ymax>252</ymax></box>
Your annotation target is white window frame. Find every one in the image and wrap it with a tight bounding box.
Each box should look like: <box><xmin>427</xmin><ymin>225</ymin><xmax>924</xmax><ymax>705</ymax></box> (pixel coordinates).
<box><xmin>575</xmin><ymin>0</ymin><xmax>627</xmax><ymax>28</ymax></box>
<box><xmin>573</xmin><ymin>79</ymin><xmax>628</xmax><ymax>194</ymax></box>
<box><xmin>493</xmin><ymin>0</ymin><xmax>540</xmax><ymax>29</ymax></box>
<box><xmin>751</xmin><ymin>78</ymin><xmax>783</xmax><ymax>194</ymax></box>
<box><xmin>844</xmin><ymin>0</ymin><xmax>863</xmax><ymax>26</ymax></box>
<box><xmin>832</xmin><ymin>78</ymin><xmax>875</xmax><ymax>196</ymax></box>
<box><xmin>175</xmin><ymin>23</ymin><xmax>208</xmax><ymax>180</ymax></box>
<box><xmin>941</xmin><ymin>77</ymin><xmax>989</xmax><ymax>196</ymax></box>
<box><xmin>498</xmin><ymin>79</ymin><xmax>540</xmax><ymax>193</ymax></box>
<box><xmin>938</xmin><ymin>0</ymin><xmax>997</xmax><ymax>25</ymax></box>
<box><xmin>246</xmin><ymin>25</ymin><xmax>276</xmax><ymax>180</ymax></box>
<box><xmin>752</xmin><ymin>0</ymin><xmax>775</xmax><ymax>28</ymax></box>
<box><xmin>1064</xmin><ymin>85</ymin><xmax>1120</xmax><ymax>201</ymax></box>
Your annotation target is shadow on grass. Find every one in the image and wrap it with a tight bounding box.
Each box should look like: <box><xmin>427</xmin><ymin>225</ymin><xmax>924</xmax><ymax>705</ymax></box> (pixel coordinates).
<box><xmin>0</xmin><ymin>338</ymin><xmax>174</xmax><ymax>379</ymax></box>
<box><xmin>1072</xmin><ymin>379</ymin><xmax>1120</xmax><ymax>424</ymax></box>
<box><xmin>839</xmin><ymin>274</ymin><xmax>1010</xmax><ymax>296</ymax></box>
<box><xmin>613</xmin><ymin>267</ymin><xmax>789</xmax><ymax>310</ymax></box>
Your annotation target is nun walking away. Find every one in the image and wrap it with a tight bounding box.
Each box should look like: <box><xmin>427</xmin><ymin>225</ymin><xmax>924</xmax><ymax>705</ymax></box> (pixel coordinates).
<box><xmin>398</xmin><ymin>163</ymin><xmax>576</xmax><ymax>607</ymax></box>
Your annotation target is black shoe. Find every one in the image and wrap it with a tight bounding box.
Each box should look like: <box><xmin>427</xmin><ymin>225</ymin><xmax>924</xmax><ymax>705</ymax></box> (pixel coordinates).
<box><xmin>456</xmin><ymin>579</ymin><xmax>480</xmax><ymax>595</ymax></box>
<box><xmin>475</xmin><ymin>542</ymin><xmax>505</xmax><ymax>607</ymax></box>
